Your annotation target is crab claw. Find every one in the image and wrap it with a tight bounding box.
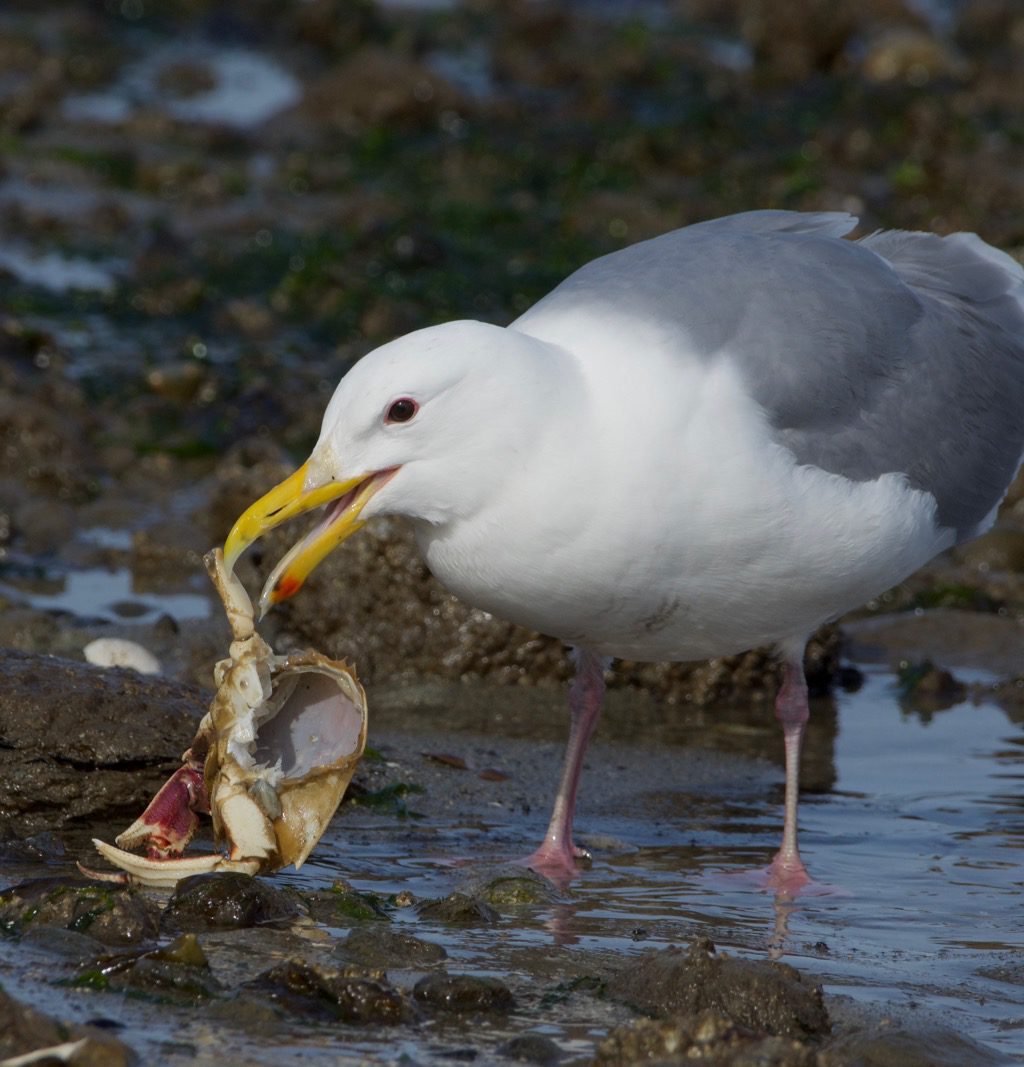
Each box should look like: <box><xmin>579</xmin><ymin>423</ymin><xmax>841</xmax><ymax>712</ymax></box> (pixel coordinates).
<box><xmin>115</xmin><ymin>759</ymin><xmax>209</xmax><ymax>858</ymax></box>
<box><xmin>84</xmin><ymin>838</ymin><xmax>260</xmax><ymax>888</ymax></box>
<box><xmin>86</xmin><ymin>549</ymin><xmax>367</xmax><ymax>888</ymax></box>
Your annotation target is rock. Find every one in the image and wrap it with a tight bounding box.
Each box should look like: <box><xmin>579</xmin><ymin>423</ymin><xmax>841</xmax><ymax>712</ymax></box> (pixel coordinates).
<box><xmin>0</xmin><ymin>979</ymin><xmax>133</xmax><ymax>1066</ymax></box>
<box><xmin>0</xmin><ymin>649</ymin><xmax>206</xmax><ymax>839</ymax></box>
<box><xmin>861</xmin><ymin>29</ymin><xmax>964</xmax><ymax>85</ymax></box>
<box><xmin>498</xmin><ymin>1033</ymin><xmax>564</xmax><ymax>1063</ymax></box>
<box><xmin>594</xmin><ymin>1011</ymin><xmax>822</xmax><ymax>1066</ymax></box>
<box><xmin>164</xmin><ymin>872</ymin><xmax>299</xmax><ymax>931</ymax></box>
<box><xmin>21</xmin><ymin>925</ymin><xmax>106</xmax><ymax>965</ymax></box>
<box><xmin>248</xmin><ymin>960</ymin><xmax>409</xmax><ymax>1024</ymax></box>
<box><xmin>304</xmin><ymin>881</ymin><xmax>392</xmax><ymax>924</ymax></box>
<box><xmin>0</xmin><ymin>877</ymin><xmax>160</xmax><ymax>946</ymax></box>
<box><xmin>417</xmin><ymin>891</ymin><xmax>501</xmax><ymax>926</ymax></box>
<box><xmin>605</xmin><ymin>940</ymin><xmax>830</xmax><ymax>1040</ymax></box>
<box><xmin>413</xmin><ymin>972</ymin><xmax>516</xmax><ymax>1014</ymax></box>
<box><xmin>823</xmin><ymin>1003</ymin><xmax>1005</xmax><ymax>1067</ymax></box>
<box><xmin>896</xmin><ymin>660</ymin><xmax>967</xmax><ymax>714</ymax></box>
<box><xmin>468</xmin><ymin>866</ymin><xmax>562</xmax><ymax>909</ymax></box>
<box><xmin>338</xmin><ymin>925</ymin><xmax>447</xmax><ymax>968</ymax></box>
<box><xmin>81</xmin><ymin>933</ymin><xmax>221</xmax><ymax>1002</ymax></box>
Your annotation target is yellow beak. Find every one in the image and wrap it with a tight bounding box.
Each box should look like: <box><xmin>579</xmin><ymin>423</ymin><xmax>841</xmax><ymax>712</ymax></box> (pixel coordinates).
<box><xmin>223</xmin><ymin>460</ymin><xmax>397</xmax><ymax>614</ymax></box>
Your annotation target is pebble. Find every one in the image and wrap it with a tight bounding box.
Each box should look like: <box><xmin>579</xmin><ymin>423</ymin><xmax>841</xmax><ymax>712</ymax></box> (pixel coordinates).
<box><xmin>84</xmin><ymin>637</ymin><xmax>161</xmax><ymax>675</ymax></box>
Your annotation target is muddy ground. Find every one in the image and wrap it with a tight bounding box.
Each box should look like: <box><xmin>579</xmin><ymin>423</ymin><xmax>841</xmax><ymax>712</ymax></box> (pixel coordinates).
<box><xmin>1</xmin><ymin>0</ymin><xmax>1024</xmax><ymax>1063</ymax></box>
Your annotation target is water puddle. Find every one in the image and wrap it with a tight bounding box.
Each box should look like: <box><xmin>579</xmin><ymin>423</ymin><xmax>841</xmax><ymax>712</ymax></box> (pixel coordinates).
<box><xmin>0</xmin><ymin>246</ymin><xmax>122</xmax><ymax>294</ymax></box>
<box><xmin>0</xmin><ymin>557</ymin><xmax>210</xmax><ymax>624</ymax></box>
<box><xmin>63</xmin><ymin>43</ymin><xmax>301</xmax><ymax>130</ymax></box>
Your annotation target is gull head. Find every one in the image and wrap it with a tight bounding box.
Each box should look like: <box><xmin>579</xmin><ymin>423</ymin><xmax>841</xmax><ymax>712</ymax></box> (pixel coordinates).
<box><xmin>223</xmin><ymin>319</ymin><xmax>561</xmax><ymax>615</ymax></box>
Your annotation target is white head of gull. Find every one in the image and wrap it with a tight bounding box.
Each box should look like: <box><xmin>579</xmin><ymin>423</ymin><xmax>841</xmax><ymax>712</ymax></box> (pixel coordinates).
<box><xmin>225</xmin><ymin>210</ymin><xmax>1024</xmax><ymax>893</ymax></box>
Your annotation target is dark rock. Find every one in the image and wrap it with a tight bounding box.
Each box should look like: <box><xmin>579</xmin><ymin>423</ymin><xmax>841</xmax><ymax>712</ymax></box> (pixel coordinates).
<box><xmin>823</xmin><ymin>1014</ymin><xmax>1004</xmax><ymax>1067</ymax></box>
<box><xmin>0</xmin><ymin>979</ymin><xmax>134</xmax><ymax>1065</ymax></box>
<box><xmin>897</xmin><ymin>660</ymin><xmax>968</xmax><ymax>714</ymax></box>
<box><xmin>21</xmin><ymin>925</ymin><xmax>106</xmax><ymax>964</ymax></box>
<box><xmin>304</xmin><ymin>880</ymin><xmax>392</xmax><ymax>924</ymax></box>
<box><xmin>164</xmin><ymin>872</ymin><xmax>299</xmax><ymax>931</ymax></box>
<box><xmin>248</xmin><ymin>960</ymin><xmax>408</xmax><ymax>1024</ymax></box>
<box><xmin>498</xmin><ymin>1033</ymin><xmax>563</xmax><ymax>1063</ymax></box>
<box><xmin>594</xmin><ymin>1011</ymin><xmax>822</xmax><ymax>1067</ymax></box>
<box><xmin>413</xmin><ymin>973</ymin><xmax>516</xmax><ymax>1014</ymax></box>
<box><xmin>0</xmin><ymin>877</ymin><xmax>159</xmax><ymax>946</ymax></box>
<box><xmin>469</xmin><ymin>867</ymin><xmax>562</xmax><ymax>909</ymax></box>
<box><xmin>339</xmin><ymin>925</ymin><xmax>447</xmax><ymax>968</ymax></box>
<box><xmin>605</xmin><ymin>940</ymin><xmax>830</xmax><ymax>1041</ymax></box>
<box><xmin>417</xmin><ymin>891</ymin><xmax>500</xmax><ymax>926</ymax></box>
<box><xmin>0</xmin><ymin>649</ymin><xmax>206</xmax><ymax>839</ymax></box>
<box><xmin>83</xmin><ymin>934</ymin><xmax>220</xmax><ymax>1002</ymax></box>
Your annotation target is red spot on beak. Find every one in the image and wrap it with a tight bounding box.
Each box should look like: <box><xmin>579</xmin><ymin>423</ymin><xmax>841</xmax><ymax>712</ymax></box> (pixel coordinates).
<box><xmin>274</xmin><ymin>574</ymin><xmax>303</xmax><ymax>601</ymax></box>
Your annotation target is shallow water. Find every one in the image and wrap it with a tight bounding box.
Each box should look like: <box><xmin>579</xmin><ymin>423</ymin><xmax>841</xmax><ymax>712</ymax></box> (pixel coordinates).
<box><xmin>301</xmin><ymin>667</ymin><xmax>1024</xmax><ymax>1059</ymax></box>
<box><xmin>5</xmin><ymin>651</ymin><xmax>1021</xmax><ymax>1063</ymax></box>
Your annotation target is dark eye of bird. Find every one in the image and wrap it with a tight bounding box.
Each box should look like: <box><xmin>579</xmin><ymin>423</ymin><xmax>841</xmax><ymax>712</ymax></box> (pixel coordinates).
<box><xmin>386</xmin><ymin>397</ymin><xmax>418</xmax><ymax>423</ymax></box>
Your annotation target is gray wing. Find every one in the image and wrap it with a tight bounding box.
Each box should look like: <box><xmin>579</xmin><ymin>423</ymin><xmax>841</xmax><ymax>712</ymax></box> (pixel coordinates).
<box><xmin>514</xmin><ymin>210</ymin><xmax>1024</xmax><ymax>539</ymax></box>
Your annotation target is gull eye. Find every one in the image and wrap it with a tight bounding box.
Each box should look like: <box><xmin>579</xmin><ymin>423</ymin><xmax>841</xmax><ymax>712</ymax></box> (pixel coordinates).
<box><xmin>385</xmin><ymin>397</ymin><xmax>418</xmax><ymax>424</ymax></box>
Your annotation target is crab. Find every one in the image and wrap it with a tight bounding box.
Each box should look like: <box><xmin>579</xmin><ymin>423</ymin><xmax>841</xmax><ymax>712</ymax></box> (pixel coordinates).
<box><xmin>84</xmin><ymin>548</ymin><xmax>367</xmax><ymax>889</ymax></box>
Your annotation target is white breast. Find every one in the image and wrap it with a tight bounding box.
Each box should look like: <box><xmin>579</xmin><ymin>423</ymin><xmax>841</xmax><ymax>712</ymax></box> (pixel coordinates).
<box><xmin>418</xmin><ymin>351</ymin><xmax>952</xmax><ymax>662</ymax></box>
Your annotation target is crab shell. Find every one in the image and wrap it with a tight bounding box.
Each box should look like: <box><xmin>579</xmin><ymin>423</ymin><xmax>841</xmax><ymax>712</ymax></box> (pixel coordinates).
<box><xmin>88</xmin><ymin>549</ymin><xmax>366</xmax><ymax>888</ymax></box>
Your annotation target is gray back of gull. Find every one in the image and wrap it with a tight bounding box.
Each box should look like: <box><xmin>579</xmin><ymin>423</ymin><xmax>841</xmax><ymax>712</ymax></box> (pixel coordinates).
<box><xmin>514</xmin><ymin>210</ymin><xmax>1024</xmax><ymax>540</ymax></box>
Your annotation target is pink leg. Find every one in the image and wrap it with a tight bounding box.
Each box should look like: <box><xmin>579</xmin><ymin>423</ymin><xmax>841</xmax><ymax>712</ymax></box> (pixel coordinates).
<box><xmin>766</xmin><ymin>655</ymin><xmax>813</xmax><ymax>895</ymax></box>
<box><xmin>524</xmin><ymin>649</ymin><xmax>608</xmax><ymax>883</ymax></box>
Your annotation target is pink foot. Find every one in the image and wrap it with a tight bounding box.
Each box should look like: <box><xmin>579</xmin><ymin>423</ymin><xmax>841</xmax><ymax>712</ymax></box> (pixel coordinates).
<box><xmin>520</xmin><ymin>841</ymin><xmax>591</xmax><ymax>887</ymax></box>
<box><xmin>716</xmin><ymin>851</ymin><xmax>847</xmax><ymax>898</ymax></box>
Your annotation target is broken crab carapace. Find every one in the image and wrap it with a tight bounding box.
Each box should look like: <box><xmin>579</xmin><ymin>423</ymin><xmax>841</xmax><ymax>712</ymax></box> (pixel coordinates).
<box><xmin>84</xmin><ymin>548</ymin><xmax>367</xmax><ymax>888</ymax></box>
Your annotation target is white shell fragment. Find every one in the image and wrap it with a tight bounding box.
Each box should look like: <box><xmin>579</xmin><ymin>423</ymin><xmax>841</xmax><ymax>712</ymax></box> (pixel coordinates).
<box><xmin>83</xmin><ymin>637</ymin><xmax>161</xmax><ymax>675</ymax></box>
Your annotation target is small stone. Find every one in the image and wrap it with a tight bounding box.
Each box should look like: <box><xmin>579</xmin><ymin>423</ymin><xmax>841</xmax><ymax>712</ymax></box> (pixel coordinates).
<box><xmin>305</xmin><ymin>881</ymin><xmax>391</xmax><ymax>924</ymax></box>
<box><xmin>339</xmin><ymin>925</ymin><xmax>447</xmax><ymax>968</ymax></box>
<box><xmin>413</xmin><ymin>973</ymin><xmax>516</xmax><ymax>1014</ymax></box>
<box><xmin>472</xmin><ymin>867</ymin><xmax>561</xmax><ymax>909</ymax></box>
<box><xmin>164</xmin><ymin>872</ymin><xmax>299</xmax><ymax>931</ymax></box>
<box><xmin>498</xmin><ymin>1033</ymin><xmax>563</xmax><ymax>1063</ymax></box>
<box><xmin>152</xmin><ymin>932</ymin><xmax>209</xmax><ymax>968</ymax></box>
<box><xmin>248</xmin><ymin>960</ymin><xmax>408</xmax><ymax>1024</ymax></box>
<box><xmin>417</xmin><ymin>891</ymin><xmax>500</xmax><ymax>926</ymax></box>
<box><xmin>84</xmin><ymin>638</ymin><xmax>161</xmax><ymax>675</ymax></box>
<box><xmin>897</xmin><ymin>661</ymin><xmax>968</xmax><ymax>713</ymax></box>
<box><xmin>98</xmin><ymin>952</ymin><xmax>220</xmax><ymax>1002</ymax></box>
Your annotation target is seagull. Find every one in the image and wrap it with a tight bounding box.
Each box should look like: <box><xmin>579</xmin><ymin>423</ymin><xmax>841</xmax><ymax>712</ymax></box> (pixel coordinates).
<box><xmin>223</xmin><ymin>210</ymin><xmax>1024</xmax><ymax>892</ymax></box>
